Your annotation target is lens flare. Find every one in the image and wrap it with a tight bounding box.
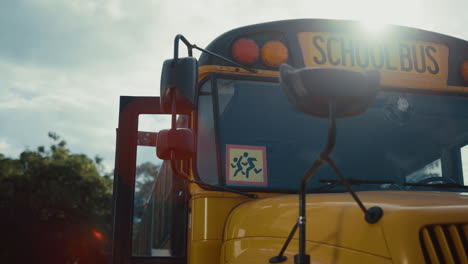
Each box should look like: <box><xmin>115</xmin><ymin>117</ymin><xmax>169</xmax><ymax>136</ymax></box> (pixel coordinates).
<box><xmin>360</xmin><ymin>20</ymin><xmax>387</xmax><ymax>34</ymax></box>
<box><xmin>93</xmin><ymin>230</ymin><xmax>104</xmax><ymax>240</ymax></box>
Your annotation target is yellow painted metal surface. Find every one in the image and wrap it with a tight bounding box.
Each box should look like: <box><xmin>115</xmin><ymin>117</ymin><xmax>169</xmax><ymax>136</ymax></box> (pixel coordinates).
<box><xmin>224</xmin><ymin>193</ymin><xmax>390</xmax><ymax>258</ymax></box>
<box><xmin>190</xmin><ymin>195</ymin><xmax>249</xmax><ymax>240</ymax></box>
<box><xmin>222</xmin><ymin>238</ymin><xmax>392</xmax><ymax>264</ymax></box>
<box><xmin>187</xmin><ymin>194</ymin><xmax>250</xmax><ymax>264</ymax></box>
<box><xmin>421</xmin><ymin>228</ymin><xmax>440</xmax><ymax>264</ymax></box>
<box><xmin>186</xmin><ymin>191</ymin><xmax>282</xmax><ymax>263</ymax></box>
<box><xmin>434</xmin><ymin>225</ymin><xmax>454</xmax><ymax>263</ymax></box>
<box><xmin>189</xmin><ymin>240</ymin><xmax>222</xmax><ymax>264</ymax></box>
<box><xmin>379</xmin><ymin>192</ymin><xmax>468</xmax><ymax>263</ymax></box>
<box><xmin>198</xmin><ymin>65</ymin><xmax>279</xmax><ymax>80</ymax></box>
<box><xmin>198</xmin><ymin>64</ymin><xmax>468</xmax><ymax>93</ymax></box>
<box><xmin>448</xmin><ymin>225</ymin><xmax>468</xmax><ymax>262</ymax></box>
<box><xmin>222</xmin><ymin>191</ymin><xmax>468</xmax><ymax>264</ymax></box>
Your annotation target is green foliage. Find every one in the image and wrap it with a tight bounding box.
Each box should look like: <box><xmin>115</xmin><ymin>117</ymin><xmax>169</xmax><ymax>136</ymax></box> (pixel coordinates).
<box><xmin>0</xmin><ymin>133</ymin><xmax>112</xmax><ymax>263</ymax></box>
<box><xmin>133</xmin><ymin>162</ymin><xmax>160</xmax><ymax>230</ymax></box>
<box><xmin>135</xmin><ymin>161</ymin><xmax>160</xmax><ymax>199</ymax></box>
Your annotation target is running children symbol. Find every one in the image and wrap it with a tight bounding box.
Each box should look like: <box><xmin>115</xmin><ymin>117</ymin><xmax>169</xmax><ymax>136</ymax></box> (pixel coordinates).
<box><xmin>226</xmin><ymin>145</ymin><xmax>267</xmax><ymax>186</ymax></box>
<box><xmin>230</xmin><ymin>152</ymin><xmax>263</xmax><ymax>178</ymax></box>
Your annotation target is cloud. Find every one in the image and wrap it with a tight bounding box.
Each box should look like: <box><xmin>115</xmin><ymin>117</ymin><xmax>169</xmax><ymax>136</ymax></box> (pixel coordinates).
<box><xmin>0</xmin><ymin>0</ymin><xmax>467</xmax><ymax>173</ymax></box>
<box><xmin>0</xmin><ymin>60</ymin><xmax>139</xmax><ymax>169</ymax></box>
<box><xmin>0</xmin><ymin>0</ymin><xmax>158</xmax><ymax>68</ymax></box>
<box><xmin>0</xmin><ymin>138</ymin><xmax>17</xmax><ymax>158</ymax></box>
<box><xmin>0</xmin><ymin>0</ymin><xmax>164</xmax><ymax>170</ymax></box>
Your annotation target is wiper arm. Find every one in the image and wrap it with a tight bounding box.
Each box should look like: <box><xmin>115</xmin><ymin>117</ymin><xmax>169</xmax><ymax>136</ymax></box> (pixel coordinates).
<box><xmin>404</xmin><ymin>182</ymin><xmax>468</xmax><ymax>190</ymax></box>
<box><xmin>170</xmin><ymin>155</ymin><xmax>257</xmax><ymax>199</ymax></box>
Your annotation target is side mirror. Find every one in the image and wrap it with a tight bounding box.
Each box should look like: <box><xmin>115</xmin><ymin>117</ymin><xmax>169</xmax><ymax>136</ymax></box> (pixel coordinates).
<box><xmin>160</xmin><ymin>57</ymin><xmax>198</xmax><ymax>114</ymax></box>
<box><xmin>156</xmin><ymin>128</ymin><xmax>194</xmax><ymax>160</ymax></box>
<box><xmin>280</xmin><ymin>64</ymin><xmax>379</xmax><ymax>118</ymax></box>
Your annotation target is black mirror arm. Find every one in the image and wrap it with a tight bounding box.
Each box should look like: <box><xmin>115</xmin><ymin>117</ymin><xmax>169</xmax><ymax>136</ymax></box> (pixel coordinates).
<box><xmin>294</xmin><ymin>100</ymin><xmax>338</xmax><ymax>264</ymax></box>
<box><xmin>174</xmin><ymin>34</ymin><xmax>194</xmax><ymax>60</ymax></box>
<box><xmin>293</xmin><ymin>99</ymin><xmax>383</xmax><ymax>264</ymax></box>
<box><xmin>269</xmin><ymin>222</ymin><xmax>299</xmax><ymax>263</ymax></box>
<box><xmin>269</xmin><ymin>101</ymin><xmax>336</xmax><ymax>264</ymax></box>
<box><xmin>322</xmin><ymin>99</ymin><xmax>337</xmax><ymax>158</ymax></box>
<box><xmin>170</xmin><ymin>90</ymin><xmax>178</xmax><ymax>130</ymax></box>
<box><xmin>173</xmin><ymin>34</ymin><xmax>256</xmax><ymax>73</ymax></box>
<box><xmin>320</xmin><ymin>159</ymin><xmax>383</xmax><ymax>224</ymax></box>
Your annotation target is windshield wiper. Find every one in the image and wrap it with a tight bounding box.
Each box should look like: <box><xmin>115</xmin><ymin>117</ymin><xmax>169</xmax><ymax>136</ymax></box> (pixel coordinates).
<box><xmin>170</xmin><ymin>156</ymin><xmax>257</xmax><ymax>199</ymax></box>
<box><xmin>318</xmin><ymin>179</ymin><xmax>468</xmax><ymax>190</ymax></box>
<box><xmin>403</xmin><ymin>182</ymin><xmax>468</xmax><ymax>190</ymax></box>
<box><xmin>320</xmin><ymin>178</ymin><xmax>396</xmax><ymax>185</ymax></box>
<box><xmin>313</xmin><ymin>178</ymin><xmax>395</xmax><ymax>192</ymax></box>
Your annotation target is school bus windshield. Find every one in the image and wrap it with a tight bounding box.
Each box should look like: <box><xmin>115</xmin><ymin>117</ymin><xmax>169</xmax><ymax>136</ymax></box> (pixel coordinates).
<box><xmin>196</xmin><ymin>77</ymin><xmax>468</xmax><ymax>193</ymax></box>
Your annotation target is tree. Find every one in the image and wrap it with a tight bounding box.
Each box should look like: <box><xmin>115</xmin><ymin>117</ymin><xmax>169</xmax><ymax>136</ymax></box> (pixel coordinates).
<box><xmin>0</xmin><ymin>133</ymin><xmax>113</xmax><ymax>264</ymax></box>
<box><xmin>135</xmin><ymin>161</ymin><xmax>160</xmax><ymax>205</ymax></box>
<box><xmin>132</xmin><ymin>162</ymin><xmax>160</xmax><ymax>236</ymax></box>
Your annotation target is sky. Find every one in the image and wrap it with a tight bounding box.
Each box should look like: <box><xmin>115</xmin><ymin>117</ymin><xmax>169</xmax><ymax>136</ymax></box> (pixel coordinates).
<box><xmin>1</xmin><ymin>0</ymin><xmax>468</xmax><ymax>171</ymax></box>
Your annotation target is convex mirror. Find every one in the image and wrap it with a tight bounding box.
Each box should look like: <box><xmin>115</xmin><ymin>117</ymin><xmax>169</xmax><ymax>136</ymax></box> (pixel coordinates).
<box><xmin>156</xmin><ymin>128</ymin><xmax>194</xmax><ymax>160</ymax></box>
<box><xmin>280</xmin><ymin>64</ymin><xmax>379</xmax><ymax>118</ymax></box>
<box><xmin>160</xmin><ymin>57</ymin><xmax>198</xmax><ymax>114</ymax></box>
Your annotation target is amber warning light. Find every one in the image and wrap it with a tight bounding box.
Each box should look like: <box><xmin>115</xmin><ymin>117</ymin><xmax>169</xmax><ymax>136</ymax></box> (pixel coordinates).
<box><xmin>232</xmin><ymin>38</ymin><xmax>289</xmax><ymax>69</ymax></box>
<box><xmin>262</xmin><ymin>41</ymin><xmax>289</xmax><ymax>68</ymax></box>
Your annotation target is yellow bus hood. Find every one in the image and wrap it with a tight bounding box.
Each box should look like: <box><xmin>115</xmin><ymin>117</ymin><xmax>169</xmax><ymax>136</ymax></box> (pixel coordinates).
<box><xmin>224</xmin><ymin>191</ymin><xmax>468</xmax><ymax>262</ymax></box>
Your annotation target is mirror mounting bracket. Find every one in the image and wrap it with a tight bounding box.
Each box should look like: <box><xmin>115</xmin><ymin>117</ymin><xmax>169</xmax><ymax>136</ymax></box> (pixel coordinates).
<box><xmin>294</xmin><ymin>99</ymin><xmax>383</xmax><ymax>264</ymax></box>
<box><xmin>173</xmin><ymin>34</ymin><xmax>256</xmax><ymax>73</ymax></box>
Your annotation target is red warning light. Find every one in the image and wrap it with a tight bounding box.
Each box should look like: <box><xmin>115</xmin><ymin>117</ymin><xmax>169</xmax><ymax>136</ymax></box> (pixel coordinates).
<box><xmin>231</xmin><ymin>38</ymin><xmax>259</xmax><ymax>66</ymax></box>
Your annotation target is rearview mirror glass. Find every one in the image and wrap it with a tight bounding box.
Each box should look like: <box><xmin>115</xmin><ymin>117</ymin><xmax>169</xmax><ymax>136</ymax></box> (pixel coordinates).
<box><xmin>160</xmin><ymin>57</ymin><xmax>198</xmax><ymax>114</ymax></box>
<box><xmin>280</xmin><ymin>64</ymin><xmax>379</xmax><ymax>118</ymax></box>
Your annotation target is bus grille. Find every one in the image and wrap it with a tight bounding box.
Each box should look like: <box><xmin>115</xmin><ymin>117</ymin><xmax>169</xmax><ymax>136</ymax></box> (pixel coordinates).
<box><xmin>420</xmin><ymin>224</ymin><xmax>468</xmax><ymax>264</ymax></box>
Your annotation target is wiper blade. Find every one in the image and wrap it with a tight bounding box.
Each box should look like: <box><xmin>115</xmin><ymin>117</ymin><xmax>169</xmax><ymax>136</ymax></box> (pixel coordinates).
<box><xmin>170</xmin><ymin>157</ymin><xmax>257</xmax><ymax>198</ymax></box>
<box><xmin>320</xmin><ymin>178</ymin><xmax>395</xmax><ymax>185</ymax></box>
<box><xmin>404</xmin><ymin>182</ymin><xmax>468</xmax><ymax>190</ymax></box>
<box><xmin>312</xmin><ymin>178</ymin><xmax>395</xmax><ymax>192</ymax></box>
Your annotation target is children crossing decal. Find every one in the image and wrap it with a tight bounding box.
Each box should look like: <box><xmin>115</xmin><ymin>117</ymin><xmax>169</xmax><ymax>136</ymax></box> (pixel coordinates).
<box><xmin>226</xmin><ymin>145</ymin><xmax>267</xmax><ymax>186</ymax></box>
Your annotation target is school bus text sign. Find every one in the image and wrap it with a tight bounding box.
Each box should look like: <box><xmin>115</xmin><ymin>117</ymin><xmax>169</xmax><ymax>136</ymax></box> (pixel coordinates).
<box><xmin>298</xmin><ymin>32</ymin><xmax>449</xmax><ymax>90</ymax></box>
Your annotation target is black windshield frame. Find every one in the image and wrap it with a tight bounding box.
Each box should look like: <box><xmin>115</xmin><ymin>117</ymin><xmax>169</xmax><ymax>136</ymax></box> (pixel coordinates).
<box><xmin>194</xmin><ymin>74</ymin><xmax>282</xmax><ymax>192</ymax></box>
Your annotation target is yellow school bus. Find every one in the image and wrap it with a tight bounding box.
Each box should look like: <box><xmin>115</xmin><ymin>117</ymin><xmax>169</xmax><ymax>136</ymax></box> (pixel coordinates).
<box><xmin>111</xmin><ymin>19</ymin><xmax>468</xmax><ymax>264</ymax></box>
